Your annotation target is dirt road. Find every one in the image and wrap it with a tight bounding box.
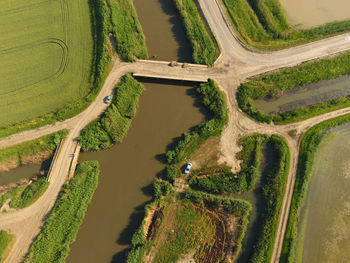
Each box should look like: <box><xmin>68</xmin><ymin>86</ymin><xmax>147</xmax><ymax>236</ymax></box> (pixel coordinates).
<box><xmin>1</xmin><ymin>1</ymin><xmax>350</xmax><ymax>262</ymax></box>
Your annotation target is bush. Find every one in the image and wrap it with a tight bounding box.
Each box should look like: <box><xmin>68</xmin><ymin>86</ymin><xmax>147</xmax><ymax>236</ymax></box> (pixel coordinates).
<box><xmin>107</xmin><ymin>0</ymin><xmax>148</xmax><ymax>61</ymax></box>
<box><xmin>24</xmin><ymin>161</ymin><xmax>100</xmax><ymax>263</ymax></box>
<box><xmin>10</xmin><ymin>178</ymin><xmax>49</xmax><ymax>209</ymax></box>
<box><xmin>189</xmin><ymin>135</ymin><xmax>263</xmax><ymax>194</ymax></box>
<box><xmin>79</xmin><ymin>74</ymin><xmax>144</xmax><ymax>151</ymax></box>
<box><xmin>0</xmin><ymin>230</ymin><xmax>12</xmax><ymax>261</ymax></box>
<box><xmin>166</xmin><ymin>79</ymin><xmax>228</xmax><ymax>164</ymax></box>
<box><xmin>154</xmin><ymin>181</ymin><xmax>174</xmax><ymax>199</ymax></box>
<box><xmin>173</xmin><ymin>0</ymin><xmax>218</xmax><ymax>65</ymax></box>
<box><xmin>0</xmin><ymin>130</ymin><xmax>68</xmax><ymax>167</ymax></box>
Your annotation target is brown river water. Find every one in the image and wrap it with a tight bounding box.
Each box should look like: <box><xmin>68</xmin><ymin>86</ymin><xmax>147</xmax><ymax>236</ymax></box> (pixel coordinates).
<box><xmin>133</xmin><ymin>0</ymin><xmax>192</xmax><ymax>61</ymax></box>
<box><xmin>280</xmin><ymin>0</ymin><xmax>350</xmax><ymax>28</ymax></box>
<box><xmin>295</xmin><ymin>123</ymin><xmax>350</xmax><ymax>263</ymax></box>
<box><xmin>67</xmin><ymin>1</ymin><xmax>198</xmax><ymax>261</ymax></box>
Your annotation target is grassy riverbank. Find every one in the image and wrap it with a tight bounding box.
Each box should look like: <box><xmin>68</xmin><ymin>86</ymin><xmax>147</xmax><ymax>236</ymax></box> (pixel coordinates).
<box><xmin>0</xmin><ymin>178</ymin><xmax>49</xmax><ymax>210</ymax></box>
<box><xmin>0</xmin><ymin>130</ymin><xmax>67</xmax><ymax>172</ymax></box>
<box><xmin>24</xmin><ymin>161</ymin><xmax>99</xmax><ymax>263</ymax></box>
<box><xmin>281</xmin><ymin>114</ymin><xmax>350</xmax><ymax>262</ymax></box>
<box><xmin>0</xmin><ymin>231</ymin><xmax>13</xmax><ymax>262</ymax></box>
<box><xmin>79</xmin><ymin>74</ymin><xmax>144</xmax><ymax>151</ymax></box>
<box><xmin>166</xmin><ymin>79</ymin><xmax>228</xmax><ymax>165</ymax></box>
<box><xmin>222</xmin><ymin>0</ymin><xmax>350</xmax><ymax>50</ymax></box>
<box><xmin>107</xmin><ymin>0</ymin><xmax>148</xmax><ymax>61</ymax></box>
<box><xmin>237</xmin><ymin>52</ymin><xmax>350</xmax><ymax>124</ymax></box>
<box><xmin>174</xmin><ymin>0</ymin><xmax>219</xmax><ymax>65</ymax></box>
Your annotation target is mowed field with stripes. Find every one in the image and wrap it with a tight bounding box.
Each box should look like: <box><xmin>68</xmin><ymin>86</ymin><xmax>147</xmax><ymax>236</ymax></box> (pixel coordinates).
<box><xmin>0</xmin><ymin>0</ymin><xmax>94</xmax><ymax>127</ymax></box>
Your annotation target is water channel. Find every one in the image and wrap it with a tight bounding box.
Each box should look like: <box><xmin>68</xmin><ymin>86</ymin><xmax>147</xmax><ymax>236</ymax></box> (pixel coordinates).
<box><xmin>67</xmin><ymin>1</ymin><xmax>199</xmax><ymax>261</ymax></box>
<box><xmin>294</xmin><ymin>123</ymin><xmax>350</xmax><ymax>263</ymax></box>
<box><xmin>254</xmin><ymin>75</ymin><xmax>350</xmax><ymax>115</ymax></box>
<box><xmin>280</xmin><ymin>0</ymin><xmax>350</xmax><ymax>28</ymax></box>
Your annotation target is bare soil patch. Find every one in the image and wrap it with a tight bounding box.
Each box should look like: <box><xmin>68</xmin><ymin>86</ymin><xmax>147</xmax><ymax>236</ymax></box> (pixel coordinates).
<box><xmin>191</xmin><ymin>136</ymin><xmax>221</xmax><ymax>168</ymax></box>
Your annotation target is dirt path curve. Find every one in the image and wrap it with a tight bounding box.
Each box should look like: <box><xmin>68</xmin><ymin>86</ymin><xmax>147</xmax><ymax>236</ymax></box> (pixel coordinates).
<box><xmin>1</xmin><ymin>0</ymin><xmax>350</xmax><ymax>261</ymax></box>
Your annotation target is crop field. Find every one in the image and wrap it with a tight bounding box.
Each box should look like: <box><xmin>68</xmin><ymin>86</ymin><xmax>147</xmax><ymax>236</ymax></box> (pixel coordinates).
<box><xmin>0</xmin><ymin>0</ymin><xmax>94</xmax><ymax>127</ymax></box>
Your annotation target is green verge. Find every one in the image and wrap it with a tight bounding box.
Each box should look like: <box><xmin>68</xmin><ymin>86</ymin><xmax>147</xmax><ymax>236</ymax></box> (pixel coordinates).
<box><xmin>79</xmin><ymin>74</ymin><xmax>144</xmax><ymax>151</ymax></box>
<box><xmin>166</xmin><ymin>79</ymin><xmax>228</xmax><ymax>165</ymax></box>
<box><xmin>173</xmin><ymin>0</ymin><xmax>219</xmax><ymax>65</ymax></box>
<box><xmin>0</xmin><ymin>178</ymin><xmax>49</xmax><ymax>210</ymax></box>
<box><xmin>0</xmin><ymin>130</ymin><xmax>68</xmax><ymax>168</ymax></box>
<box><xmin>24</xmin><ymin>161</ymin><xmax>99</xmax><ymax>263</ymax></box>
<box><xmin>106</xmin><ymin>0</ymin><xmax>148</xmax><ymax>61</ymax></box>
<box><xmin>222</xmin><ymin>0</ymin><xmax>350</xmax><ymax>50</ymax></box>
<box><xmin>237</xmin><ymin>52</ymin><xmax>350</xmax><ymax>124</ymax></box>
<box><xmin>0</xmin><ymin>231</ymin><xmax>13</xmax><ymax>262</ymax></box>
<box><xmin>188</xmin><ymin>135</ymin><xmax>290</xmax><ymax>262</ymax></box>
<box><xmin>280</xmin><ymin>114</ymin><xmax>350</xmax><ymax>263</ymax></box>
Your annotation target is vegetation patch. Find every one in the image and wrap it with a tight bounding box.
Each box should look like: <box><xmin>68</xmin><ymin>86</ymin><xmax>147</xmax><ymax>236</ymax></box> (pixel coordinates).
<box><xmin>0</xmin><ymin>178</ymin><xmax>49</xmax><ymax>210</ymax></box>
<box><xmin>188</xmin><ymin>135</ymin><xmax>290</xmax><ymax>262</ymax></box>
<box><xmin>166</xmin><ymin>79</ymin><xmax>228</xmax><ymax>165</ymax></box>
<box><xmin>281</xmin><ymin>114</ymin><xmax>350</xmax><ymax>263</ymax></box>
<box><xmin>127</xmin><ymin>192</ymin><xmax>251</xmax><ymax>263</ymax></box>
<box><xmin>106</xmin><ymin>0</ymin><xmax>148</xmax><ymax>61</ymax></box>
<box><xmin>0</xmin><ymin>230</ymin><xmax>13</xmax><ymax>262</ymax></box>
<box><xmin>0</xmin><ymin>0</ymin><xmax>109</xmax><ymax>135</ymax></box>
<box><xmin>0</xmin><ymin>130</ymin><xmax>67</xmax><ymax>172</ymax></box>
<box><xmin>79</xmin><ymin>74</ymin><xmax>144</xmax><ymax>151</ymax></box>
<box><xmin>24</xmin><ymin>161</ymin><xmax>99</xmax><ymax>263</ymax></box>
<box><xmin>237</xmin><ymin>52</ymin><xmax>350</xmax><ymax>124</ymax></box>
<box><xmin>222</xmin><ymin>0</ymin><xmax>350</xmax><ymax>50</ymax></box>
<box><xmin>189</xmin><ymin>135</ymin><xmax>262</xmax><ymax>193</ymax></box>
<box><xmin>174</xmin><ymin>0</ymin><xmax>219</xmax><ymax>65</ymax></box>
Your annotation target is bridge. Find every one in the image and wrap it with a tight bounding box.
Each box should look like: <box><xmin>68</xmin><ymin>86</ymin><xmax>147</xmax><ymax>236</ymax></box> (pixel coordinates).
<box><xmin>0</xmin><ymin>0</ymin><xmax>350</xmax><ymax>262</ymax></box>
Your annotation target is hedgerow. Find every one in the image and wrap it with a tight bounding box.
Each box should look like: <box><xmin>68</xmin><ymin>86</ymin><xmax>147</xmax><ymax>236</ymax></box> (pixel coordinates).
<box><xmin>24</xmin><ymin>161</ymin><xmax>99</xmax><ymax>263</ymax></box>
<box><xmin>79</xmin><ymin>74</ymin><xmax>144</xmax><ymax>151</ymax></box>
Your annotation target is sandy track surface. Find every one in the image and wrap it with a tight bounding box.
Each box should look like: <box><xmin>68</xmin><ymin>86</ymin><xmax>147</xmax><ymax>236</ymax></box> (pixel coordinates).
<box><xmin>1</xmin><ymin>0</ymin><xmax>350</xmax><ymax>262</ymax></box>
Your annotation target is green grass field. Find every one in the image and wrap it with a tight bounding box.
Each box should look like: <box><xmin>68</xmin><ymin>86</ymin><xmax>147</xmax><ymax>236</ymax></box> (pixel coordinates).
<box><xmin>0</xmin><ymin>0</ymin><xmax>94</xmax><ymax>127</ymax></box>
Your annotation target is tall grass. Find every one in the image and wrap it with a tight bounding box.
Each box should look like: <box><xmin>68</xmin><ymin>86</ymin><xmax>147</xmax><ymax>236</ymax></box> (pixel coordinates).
<box><xmin>166</xmin><ymin>79</ymin><xmax>228</xmax><ymax>164</ymax></box>
<box><xmin>107</xmin><ymin>0</ymin><xmax>148</xmax><ymax>61</ymax></box>
<box><xmin>174</xmin><ymin>0</ymin><xmax>219</xmax><ymax>65</ymax></box>
<box><xmin>79</xmin><ymin>74</ymin><xmax>144</xmax><ymax>151</ymax></box>
<box><xmin>222</xmin><ymin>0</ymin><xmax>350</xmax><ymax>50</ymax></box>
<box><xmin>0</xmin><ymin>230</ymin><xmax>13</xmax><ymax>262</ymax></box>
<box><xmin>237</xmin><ymin>52</ymin><xmax>350</xmax><ymax>124</ymax></box>
<box><xmin>24</xmin><ymin>161</ymin><xmax>99</xmax><ymax>263</ymax></box>
<box><xmin>0</xmin><ymin>130</ymin><xmax>68</xmax><ymax>168</ymax></box>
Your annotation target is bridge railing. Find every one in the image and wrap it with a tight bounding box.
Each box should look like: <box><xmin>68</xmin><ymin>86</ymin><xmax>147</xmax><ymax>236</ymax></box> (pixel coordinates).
<box><xmin>46</xmin><ymin>139</ymin><xmax>64</xmax><ymax>182</ymax></box>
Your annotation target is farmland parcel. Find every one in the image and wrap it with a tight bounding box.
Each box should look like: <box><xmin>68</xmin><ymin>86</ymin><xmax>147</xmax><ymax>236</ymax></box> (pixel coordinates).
<box><xmin>0</xmin><ymin>0</ymin><xmax>95</xmax><ymax>127</ymax></box>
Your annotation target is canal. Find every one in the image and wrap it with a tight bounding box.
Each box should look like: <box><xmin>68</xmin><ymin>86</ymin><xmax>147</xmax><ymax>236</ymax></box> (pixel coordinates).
<box><xmin>67</xmin><ymin>1</ymin><xmax>199</xmax><ymax>261</ymax></box>
<box><xmin>254</xmin><ymin>75</ymin><xmax>350</xmax><ymax>115</ymax></box>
